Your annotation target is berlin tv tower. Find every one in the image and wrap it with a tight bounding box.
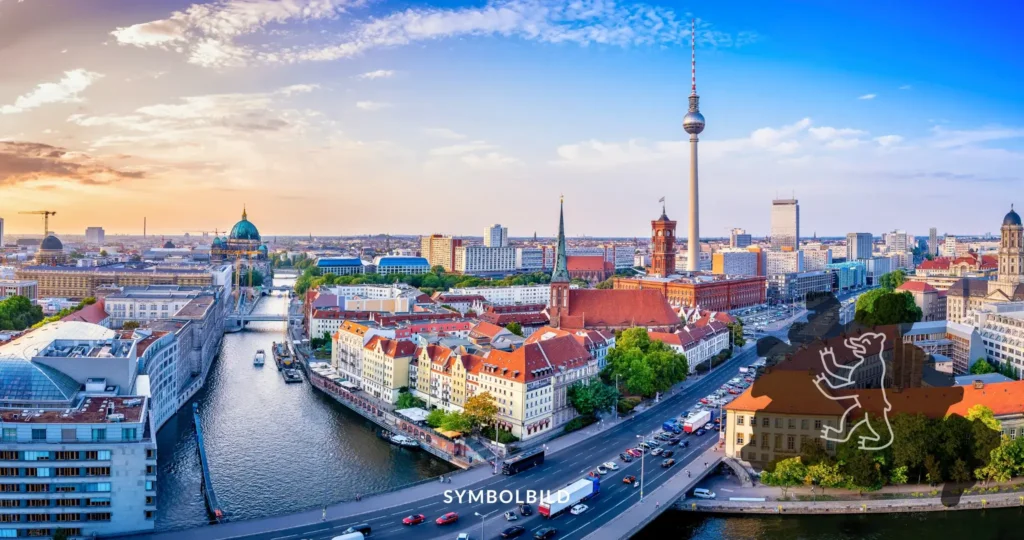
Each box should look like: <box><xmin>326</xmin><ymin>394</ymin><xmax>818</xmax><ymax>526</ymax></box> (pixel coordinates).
<box><xmin>682</xmin><ymin>19</ymin><xmax>705</xmax><ymax>272</ymax></box>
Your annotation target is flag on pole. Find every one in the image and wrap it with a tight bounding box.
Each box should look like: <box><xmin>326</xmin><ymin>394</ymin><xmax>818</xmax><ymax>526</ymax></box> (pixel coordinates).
<box><xmin>658</xmin><ymin>196</ymin><xmax>665</xmax><ymax>203</ymax></box>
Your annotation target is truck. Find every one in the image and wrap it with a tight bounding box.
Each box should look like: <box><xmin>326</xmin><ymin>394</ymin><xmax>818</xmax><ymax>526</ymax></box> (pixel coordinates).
<box><xmin>539</xmin><ymin>476</ymin><xmax>599</xmax><ymax>518</ymax></box>
<box><xmin>662</xmin><ymin>420</ymin><xmax>681</xmax><ymax>433</ymax></box>
<box><xmin>683</xmin><ymin>410</ymin><xmax>711</xmax><ymax>433</ymax></box>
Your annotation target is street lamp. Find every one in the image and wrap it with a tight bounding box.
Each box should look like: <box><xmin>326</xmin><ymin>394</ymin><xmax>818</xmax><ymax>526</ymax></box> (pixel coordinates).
<box><xmin>614</xmin><ymin>374</ymin><xmax>620</xmax><ymax>421</ymax></box>
<box><xmin>636</xmin><ymin>434</ymin><xmax>646</xmax><ymax>501</ymax></box>
<box><xmin>474</xmin><ymin>511</ymin><xmax>485</xmax><ymax>539</ymax></box>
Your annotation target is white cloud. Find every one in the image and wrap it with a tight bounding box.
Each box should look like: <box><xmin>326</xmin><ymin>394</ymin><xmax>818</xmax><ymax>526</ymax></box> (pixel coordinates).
<box><xmin>355</xmin><ymin>101</ymin><xmax>392</xmax><ymax>111</ymax></box>
<box><xmin>1</xmin><ymin>69</ymin><xmax>103</xmax><ymax>114</ymax></box>
<box><xmin>423</xmin><ymin>128</ymin><xmax>466</xmax><ymax>140</ymax></box>
<box><xmin>428</xmin><ymin>141</ymin><xmax>497</xmax><ymax>157</ymax></box>
<box><xmin>112</xmin><ymin>0</ymin><xmax>755</xmax><ymax>67</ymax></box>
<box><xmin>357</xmin><ymin>69</ymin><xmax>395</xmax><ymax>80</ymax></box>
<box><xmin>898</xmin><ymin>85</ymin><xmax>912</xmax><ymax>90</ymax></box>
<box><xmin>929</xmin><ymin>126</ymin><xmax>1024</xmax><ymax>149</ymax></box>
<box><xmin>857</xmin><ymin>93</ymin><xmax>877</xmax><ymax>100</ymax></box>
<box><xmin>808</xmin><ymin>127</ymin><xmax>867</xmax><ymax>140</ymax></box>
<box><xmin>874</xmin><ymin>135</ymin><xmax>904</xmax><ymax>147</ymax></box>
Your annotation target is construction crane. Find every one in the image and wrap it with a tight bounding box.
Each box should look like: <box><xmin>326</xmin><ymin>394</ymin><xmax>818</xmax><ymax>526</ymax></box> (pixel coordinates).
<box><xmin>19</xmin><ymin>210</ymin><xmax>57</xmax><ymax>237</ymax></box>
<box><xmin>184</xmin><ymin>229</ymin><xmax>221</xmax><ymax>238</ymax></box>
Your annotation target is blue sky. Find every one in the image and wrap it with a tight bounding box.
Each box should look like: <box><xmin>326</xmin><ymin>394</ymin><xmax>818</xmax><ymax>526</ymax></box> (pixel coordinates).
<box><xmin>1</xmin><ymin>0</ymin><xmax>1022</xmax><ymax>238</ymax></box>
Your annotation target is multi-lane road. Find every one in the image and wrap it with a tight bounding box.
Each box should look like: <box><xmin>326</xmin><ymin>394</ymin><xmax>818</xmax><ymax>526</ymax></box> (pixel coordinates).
<box><xmin>234</xmin><ymin>347</ymin><xmax>759</xmax><ymax>540</ymax></box>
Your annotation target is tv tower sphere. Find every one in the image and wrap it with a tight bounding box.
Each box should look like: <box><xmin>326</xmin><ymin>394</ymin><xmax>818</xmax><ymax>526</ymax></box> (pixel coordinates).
<box><xmin>683</xmin><ymin>108</ymin><xmax>705</xmax><ymax>135</ymax></box>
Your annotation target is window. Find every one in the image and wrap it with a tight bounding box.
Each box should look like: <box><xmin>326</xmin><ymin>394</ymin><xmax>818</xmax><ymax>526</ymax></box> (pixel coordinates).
<box><xmin>145</xmin><ymin>480</ymin><xmax>155</xmax><ymax>491</ymax></box>
<box><xmin>787</xmin><ymin>435</ymin><xmax>796</xmax><ymax>451</ymax></box>
<box><xmin>56</xmin><ymin>500</ymin><xmax>80</xmax><ymax>508</ymax></box>
<box><xmin>85</xmin><ymin>467</ymin><xmax>110</xmax><ymax>477</ymax></box>
<box><xmin>1012</xmin><ymin>428</ymin><xmax>1018</xmax><ymax>440</ymax></box>
<box><xmin>61</xmin><ymin>429</ymin><xmax>77</xmax><ymax>442</ymax></box>
<box><xmin>0</xmin><ymin>452</ymin><xmax>14</xmax><ymax>461</ymax></box>
<box><xmin>814</xmin><ymin>419</ymin><xmax>822</xmax><ymax>430</ymax></box>
<box><xmin>26</xmin><ymin>484</ymin><xmax>48</xmax><ymax>493</ymax></box>
<box><xmin>801</xmin><ymin>419</ymin><xmax>809</xmax><ymax>430</ymax></box>
<box><xmin>774</xmin><ymin>418</ymin><xmax>782</xmax><ymax>428</ymax></box>
<box><xmin>25</xmin><ymin>500</ymin><xmax>47</xmax><ymax>508</ymax></box>
<box><xmin>86</xmin><ymin>498</ymin><xmax>110</xmax><ymax>507</ymax></box>
<box><xmin>736</xmin><ymin>415</ymin><xmax>745</xmax><ymax>426</ymax></box>
<box><xmin>33</xmin><ymin>468</ymin><xmax>51</xmax><ymax>478</ymax></box>
<box><xmin>56</xmin><ymin>513</ymin><xmax>81</xmax><ymax>523</ymax></box>
<box><xmin>762</xmin><ymin>417</ymin><xmax>770</xmax><ymax>428</ymax></box>
<box><xmin>53</xmin><ymin>451</ymin><xmax>75</xmax><ymax>461</ymax></box>
<box><xmin>91</xmin><ymin>429</ymin><xmax>106</xmax><ymax>442</ymax></box>
<box><xmin>54</xmin><ymin>485</ymin><xmax>77</xmax><ymax>493</ymax></box>
<box><xmin>84</xmin><ymin>483</ymin><xmax>110</xmax><ymax>493</ymax></box>
<box><xmin>23</xmin><ymin>451</ymin><xmax>49</xmax><ymax>461</ymax></box>
<box><xmin>97</xmin><ymin>450</ymin><xmax>111</xmax><ymax>460</ymax></box>
<box><xmin>0</xmin><ymin>501</ymin><xmax>16</xmax><ymax>508</ymax></box>
<box><xmin>736</xmin><ymin>435</ymin><xmax>744</xmax><ymax>445</ymax></box>
<box><xmin>86</xmin><ymin>512</ymin><xmax>112</xmax><ymax>522</ymax></box>
<box><xmin>1</xmin><ymin>429</ymin><xmax>15</xmax><ymax>443</ymax></box>
<box><xmin>788</xmin><ymin>419</ymin><xmax>796</xmax><ymax>429</ymax></box>
<box><xmin>145</xmin><ymin>465</ymin><xmax>155</xmax><ymax>475</ymax></box>
<box><xmin>774</xmin><ymin>434</ymin><xmax>782</xmax><ymax>449</ymax></box>
<box><xmin>145</xmin><ymin>496</ymin><xmax>155</xmax><ymax>506</ymax></box>
<box><xmin>0</xmin><ymin>469</ymin><xmax>15</xmax><ymax>477</ymax></box>
<box><xmin>31</xmin><ymin>429</ymin><xmax>46</xmax><ymax>441</ymax></box>
<box><xmin>145</xmin><ymin>510</ymin><xmax>155</xmax><ymax>520</ymax></box>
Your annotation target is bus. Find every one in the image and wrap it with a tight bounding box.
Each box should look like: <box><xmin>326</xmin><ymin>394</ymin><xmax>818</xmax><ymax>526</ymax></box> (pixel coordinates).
<box><xmin>501</xmin><ymin>448</ymin><xmax>545</xmax><ymax>475</ymax></box>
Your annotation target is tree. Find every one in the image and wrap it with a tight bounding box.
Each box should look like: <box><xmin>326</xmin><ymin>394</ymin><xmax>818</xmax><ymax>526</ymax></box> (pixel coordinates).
<box><xmin>122</xmin><ymin>321</ymin><xmax>141</xmax><ymax>330</ymax></box>
<box><xmin>396</xmin><ymin>391</ymin><xmax>425</xmax><ymax>410</ymax></box>
<box><xmin>602</xmin><ymin>328</ymin><xmax>688</xmax><ymax>398</ymax></box>
<box><xmin>970</xmin><ymin>359</ymin><xmax>997</xmax><ymax>375</ymax></box>
<box><xmin>463</xmin><ymin>392</ymin><xmax>498</xmax><ymax>428</ymax></box>
<box><xmin>878</xmin><ymin>269</ymin><xmax>907</xmax><ymax>291</ymax></box>
<box><xmin>727</xmin><ymin>320</ymin><xmax>745</xmax><ymax>348</ymax></box>
<box><xmin>52</xmin><ymin>529</ymin><xmax>70</xmax><ymax>540</ymax></box>
<box><xmin>505</xmin><ymin>322</ymin><xmax>523</xmax><ymax>337</ymax></box>
<box><xmin>0</xmin><ymin>295</ymin><xmax>44</xmax><ymax>330</ymax></box>
<box><xmin>426</xmin><ymin>409</ymin><xmax>447</xmax><ymax>428</ymax></box>
<box><xmin>924</xmin><ymin>454</ymin><xmax>943</xmax><ymax>484</ymax></box>
<box><xmin>440</xmin><ymin>411</ymin><xmax>473</xmax><ymax>433</ymax></box>
<box><xmin>966</xmin><ymin>404</ymin><xmax>1001</xmax><ymax>432</ymax></box>
<box><xmin>567</xmin><ymin>381</ymin><xmax>618</xmax><ymax>417</ymax></box>
<box><xmin>595</xmin><ymin>279</ymin><xmax>614</xmax><ymax>289</ymax></box>
<box><xmin>99</xmin><ymin>249</ymin><xmax>108</xmax><ymax>257</ymax></box>
<box><xmin>805</xmin><ymin>461</ymin><xmax>846</xmax><ymax>495</ymax></box>
<box><xmin>950</xmin><ymin>458</ymin><xmax>972</xmax><ymax>484</ymax></box>
<box><xmin>800</xmin><ymin>439</ymin><xmax>830</xmax><ymax>466</ymax></box>
<box><xmin>855</xmin><ymin>291</ymin><xmax>921</xmax><ymax>326</ymax></box>
<box><xmin>760</xmin><ymin>457</ymin><xmax>807</xmax><ymax>499</ymax></box>
<box><xmin>889</xmin><ymin>465</ymin><xmax>909</xmax><ymax>486</ymax></box>
<box><xmin>891</xmin><ymin>413</ymin><xmax>931</xmax><ymax>484</ymax></box>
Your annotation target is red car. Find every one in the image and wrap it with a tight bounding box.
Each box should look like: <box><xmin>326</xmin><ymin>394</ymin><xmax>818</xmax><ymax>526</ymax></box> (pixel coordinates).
<box><xmin>436</xmin><ymin>512</ymin><xmax>459</xmax><ymax>525</ymax></box>
<box><xmin>728</xmin><ymin>388</ymin><xmax>740</xmax><ymax>395</ymax></box>
<box><xmin>627</xmin><ymin>448</ymin><xmax>642</xmax><ymax>458</ymax></box>
<box><xmin>623</xmin><ymin>475</ymin><xmax>637</xmax><ymax>484</ymax></box>
<box><xmin>403</xmin><ymin>514</ymin><xmax>425</xmax><ymax>525</ymax></box>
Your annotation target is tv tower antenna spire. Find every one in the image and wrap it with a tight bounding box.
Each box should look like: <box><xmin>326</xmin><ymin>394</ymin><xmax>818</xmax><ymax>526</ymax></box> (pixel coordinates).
<box><xmin>691</xmin><ymin>18</ymin><xmax>697</xmax><ymax>94</ymax></box>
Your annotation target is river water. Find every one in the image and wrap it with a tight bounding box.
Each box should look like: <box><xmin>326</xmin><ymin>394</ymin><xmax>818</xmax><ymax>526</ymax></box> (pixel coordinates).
<box><xmin>155</xmin><ymin>278</ymin><xmax>453</xmax><ymax>531</ymax></box>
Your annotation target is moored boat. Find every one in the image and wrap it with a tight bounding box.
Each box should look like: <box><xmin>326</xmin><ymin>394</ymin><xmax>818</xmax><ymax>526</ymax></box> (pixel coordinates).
<box><xmin>253</xmin><ymin>350</ymin><xmax>266</xmax><ymax>366</ymax></box>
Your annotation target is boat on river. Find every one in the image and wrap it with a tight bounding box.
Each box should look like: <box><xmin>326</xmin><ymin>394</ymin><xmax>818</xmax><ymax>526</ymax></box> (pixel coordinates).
<box><xmin>253</xmin><ymin>350</ymin><xmax>266</xmax><ymax>366</ymax></box>
<box><xmin>282</xmin><ymin>369</ymin><xmax>303</xmax><ymax>383</ymax></box>
<box><xmin>379</xmin><ymin>430</ymin><xmax>420</xmax><ymax>449</ymax></box>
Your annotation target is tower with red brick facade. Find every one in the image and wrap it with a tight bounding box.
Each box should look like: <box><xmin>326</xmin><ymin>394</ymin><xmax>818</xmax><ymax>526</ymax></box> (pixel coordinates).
<box><xmin>651</xmin><ymin>202</ymin><xmax>677</xmax><ymax>278</ymax></box>
<box><xmin>549</xmin><ymin>197</ymin><xmax>571</xmax><ymax>328</ymax></box>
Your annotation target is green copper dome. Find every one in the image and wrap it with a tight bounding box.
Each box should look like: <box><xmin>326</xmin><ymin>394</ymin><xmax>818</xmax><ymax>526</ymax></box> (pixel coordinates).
<box><xmin>229</xmin><ymin>208</ymin><xmax>261</xmax><ymax>241</ymax></box>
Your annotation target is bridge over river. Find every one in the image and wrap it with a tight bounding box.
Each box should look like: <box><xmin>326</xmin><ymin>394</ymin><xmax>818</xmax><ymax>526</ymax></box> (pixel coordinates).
<box><xmin>109</xmin><ymin>346</ymin><xmax>758</xmax><ymax>540</ymax></box>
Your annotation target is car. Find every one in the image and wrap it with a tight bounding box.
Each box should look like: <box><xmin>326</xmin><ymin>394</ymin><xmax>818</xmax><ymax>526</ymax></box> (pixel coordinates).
<box><xmin>342</xmin><ymin>524</ymin><xmax>372</xmax><ymax>536</ymax></box>
<box><xmin>680</xmin><ymin>440</ymin><xmax>690</xmax><ymax>448</ymax></box>
<box><xmin>596</xmin><ymin>466</ymin><xmax>608</xmax><ymax>475</ymax></box>
<box><xmin>435</xmin><ymin>512</ymin><xmax>459</xmax><ymax>525</ymax></box>
<box><xmin>603</xmin><ymin>461</ymin><xmax>619</xmax><ymax>471</ymax></box>
<box><xmin>662</xmin><ymin>450</ymin><xmax>675</xmax><ymax>458</ymax></box>
<box><xmin>638</xmin><ymin>442</ymin><xmax>651</xmax><ymax>449</ymax></box>
<box><xmin>627</xmin><ymin>448</ymin><xmax>642</xmax><ymax>458</ymax></box>
<box><xmin>402</xmin><ymin>514</ymin><xmax>426</xmax><ymax>525</ymax></box>
<box><xmin>651</xmin><ymin>448</ymin><xmax>663</xmax><ymax>456</ymax></box>
<box><xmin>458</xmin><ymin>534</ymin><xmax>471</xmax><ymax>540</ymax></box>
<box><xmin>693</xmin><ymin>488</ymin><xmax>716</xmax><ymax>499</ymax></box>
<box><xmin>662</xmin><ymin>459</ymin><xmax>676</xmax><ymax>467</ymax></box>
<box><xmin>712</xmin><ymin>425</ymin><xmax>722</xmax><ymax>432</ymax></box>
<box><xmin>623</xmin><ymin>475</ymin><xmax>637</xmax><ymax>484</ymax></box>
<box><xmin>619</xmin><ymin>452</ymin><xmax>633</xmax><ymax>462</ymax></box>
<box><xmin>519</xmin><ymin>503</ymin><xmax>533</xmax><ymax>516</ymax></box>
<box><xmin>503</xmin><ymin>510</ymin><xmax>520</xmax><ymax>521</ymax></box>
<box><xmin>704</xmin><ymin>423</ymin><xmax>714</xmax><ymax>430</ymax></box>
<box><xmin>534</xmin><ymin>527</ymin><xmax>558</xmax><ymax>540</ymax></box>
<box><xmin>729</xmin><ymin>388</ymin><xmax>740</xmax><ymax>395</ymax></box>
<box><xmin>680</xmin><ymin>410</ymin><xmax>690</xmax><ymax>418</ymax></box>
<box><xmin>502</xmin><ymin>526</ymin><xmax>527</xmax><ymax>538</ymax></box>
<box><xmin>648</xmin><ymin>440</ymin><xmax>661</xmax><ymax>447</ymax></box>
<box><xmin>657</xmin><ymin>433</ymin><xmax>672</xmax><ymax>440</ymax></box>
<box><xmin>695</xmin><ymin>428</ymin><xmax>706</xmax><ymax>436</ymax></box>
<box><xmin>699</xmin><ymin>397</ymin><xmax>709</xmax><ymax>404</ymax></box>
<box><xmin>570</xmin><ymin>504</ymin><xmax>588</xmax><ymax>515</ymax></box>
<box><xmin>668</xmin><ymin>437</ymin><xmax>681</xmax><ymax>445</ymax></box>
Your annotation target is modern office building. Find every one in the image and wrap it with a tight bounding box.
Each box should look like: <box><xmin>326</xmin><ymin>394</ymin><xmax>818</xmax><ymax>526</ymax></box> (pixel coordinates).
<box><xmin>711</xmin><ymin>249</ymin><xmax>757</xmax><ymax>277</ymax></box>
<box><xmin>929</xmin><ymin>227</ymin><xmax>938</xmax><ymax>257</ymax></box>
<box><xmin>85</xmin><ymin>227</ymin><xmax>105</xmax><ymax>245</ymax></box>
<box><xmin>845</xmin><ymin>232</ymin><xmax>873</xmax><ymax>261</ymax></box>
<box><xmin>453</xmin><ymin>246</ymin><xmax>516</xmax><ymax>275</ymax></box>
<box><xmin>372</xmin><ymin>256</ymin><xmax>430</xmax><ymax>276</ymax></box>
<box><xmin>484</xmin><ymin>224</ymin><xmax>509</xmax><ymax>248</ymax></box>
<box><xmin>825</xmin><ymin>261</ymin><xmax>867</xmax><ymax>292</ymax></box>
<box><xmin>729</xmin><ymin>228</ymin><xmax>752</xmax><ymax>249</ymax></box>
<box><xmin>770</xmin><ymin>199</ymin><xmax>800</xmax><ymax>251</ymax></box>
<box><xmin>766</xmin><ymin>250</ymin><xmax>804</xmax><ymax>275</ymax></box>
<box><xmin>768</xmin><ymin>270</ymin><xmax>832</xmax><ymax>302</ymax></box>
<box><xmin>419</xmin><ymin>235</ymin><xmax>463</xmax><ymax>272</ymax></box>
<box><xmin>315</xmin><ymin>257</ymin><xmax>366</xmax><ymax>276</ymax></box>
<box><xmin>514</xmin><ymin>247</ymin><xmax>546</xmax><ymax>272</ymax></box>
<box><xmin>802</xmin><ymin>247</ymin><xmax>833</xmax><ymax>272</ymax></box>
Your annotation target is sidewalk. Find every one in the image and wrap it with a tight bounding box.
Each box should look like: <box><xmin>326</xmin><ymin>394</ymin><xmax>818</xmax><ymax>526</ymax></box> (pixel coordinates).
<box><xmin>701</xmin><ymin>473</ymin><xmax>1024</xmax><ymax>502</ymax></box>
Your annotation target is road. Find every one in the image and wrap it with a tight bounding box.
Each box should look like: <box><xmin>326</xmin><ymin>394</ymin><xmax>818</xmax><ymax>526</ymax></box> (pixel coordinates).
<box><xmin>231</xmin><ymin>347</ymin><xmax>759</xmax><ymax>540</ymax></box>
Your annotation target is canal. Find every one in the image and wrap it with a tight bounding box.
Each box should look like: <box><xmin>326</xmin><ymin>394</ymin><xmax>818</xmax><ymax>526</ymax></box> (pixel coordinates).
<box><xmin>155</xmin><ymin>278</ymin><xmax>454</xmax><ymax>531</ymax></box>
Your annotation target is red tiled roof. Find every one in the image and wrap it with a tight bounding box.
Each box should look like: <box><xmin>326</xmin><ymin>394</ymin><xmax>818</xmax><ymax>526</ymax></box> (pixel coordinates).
<box><xmin>483</xmin><ymin>334</ymin><xmax>592</xmax><ymax>383</ymax></box>
<box><xmin>366</xmin><ymin>336</ymin><xmax>416</xmax><ymax>357</ymax></box>
<box><xmin>431</xmin><ymin>293</ymin><xmax>487</xmax><ymax>303</ymax></box>
<box><xmin>61</xmin><ymin>300</ymin><xmax>109</xmax><ymax>325</ymax></box>
<box><xmin>469</xmin><ymin>321</ymin><xmax>506</xmax><ymax>339</ymax></box>
<box><xmin>917</xmin><ymin>257</ymin><xmax>951</xmax><ymax>270</ymax></box>
<box><xmin>897</xmin><ymin>281</ymin><xmax>938</xmax><ymax>293</ymax></box>
<box><xmin>558</xmin><ymin>289</ymin><xmax>680</xmax><ymax>329</ymax></box>
<box><xmin>566</xmin><ymin>255</ymin><xmax>606</xmax><ymax>272</ymax></box>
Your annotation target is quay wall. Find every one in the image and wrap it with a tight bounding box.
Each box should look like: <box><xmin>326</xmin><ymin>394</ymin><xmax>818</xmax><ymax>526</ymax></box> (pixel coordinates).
<box><xmin>681</xmin><ymin>491</ymin><xmax>1024</xmax><ymax>515</ymax></box>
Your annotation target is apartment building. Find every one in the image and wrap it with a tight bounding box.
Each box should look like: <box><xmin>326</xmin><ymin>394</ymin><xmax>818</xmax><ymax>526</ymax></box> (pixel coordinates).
<box><xmin>448</xmin><ymin>285</ymin><xmax>552</xmax><ymax>306</ymax></box>
<box><xmin>649</xmin><ymin>320</ymin><xmax>730</xmax><ymax>373</ymax></box>
<box><xmin>420</xmin><ymin>235</ymin><xmax>463</xmax><ymax>272</ymax></box>
<box><xmin>802</xmin><ymin>247</ymin><xmax>833</xmax><ymax>272</ymax></box>
<box><xmin>454</xmin><ymin>246</ymin><xmax>516</xmax><ymax>275</ymax></box>
<box><xmin>361</xmin><ymin>337</ymin><xmax>417</xmax><ymax>404</ymax></box>
<box><xmin>332</xmin><ymin>321</ymin><xmax>396</xmax><ymax>385</ymax></box>
<box><xmin>765</xmin><ymin>250</ymin><xmax>803</xmax><ymax>275</ymax></box>
<box><xmin>711</xmin><ymin>250</ymin><xmax>757</xmax><ymax>277</ymax></box>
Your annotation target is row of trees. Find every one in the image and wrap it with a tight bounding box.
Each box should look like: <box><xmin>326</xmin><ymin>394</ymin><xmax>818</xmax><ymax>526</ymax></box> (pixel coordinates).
<box><xmin>600</xmin><ymin>328</ymin><xmax>689</xmax><ymax>398</ymax></box>
<box><xmin>969</xmin><ymin>357</ymin><xmax>1019</xmax><ymax>379</ymax></box>
<box><xmin>854</xmin><ymin>270</ymin><xmax>921</xmax><ymax>326</ymax></box>
<box><xmin>761</xmin><ymin>406</ymin><xmax>1004</xmax><ymax>496</ymax></box>
<box><xmin>425</xmin><ymin>392</ymin><xmax>499</xmax><ymax>436</ymax></box>
<box><xmin>0</xmin><ymin>295</ymin><xmax>44</xmax><ymax>331</ymax></box>
<box><xmin>294</xmin><ymin>264</ymin><xmax>554</xmax><ymax>296</ymax></box>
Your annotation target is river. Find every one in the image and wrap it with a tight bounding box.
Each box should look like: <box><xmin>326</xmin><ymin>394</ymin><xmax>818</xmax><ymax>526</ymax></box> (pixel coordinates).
<box><xmin>155</xmin><ymin>278</ymin><xmax>453</xmax><ymax>531</ymax></box>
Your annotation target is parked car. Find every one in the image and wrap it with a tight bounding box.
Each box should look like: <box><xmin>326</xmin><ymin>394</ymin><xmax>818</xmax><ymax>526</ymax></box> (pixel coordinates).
<box><xmin>623</xmin><ymin>475</ymin><xmax>637</xmax><ymax>484</ymax></box>
<box><xmin>704</xmin><ymin>423</ymin><xmax>714</xmax><ymax>430</ymax></box>
<box><xmin>502</xmin><ymin>526</ymin><xmax>527</xmax><ymax>538</ymax></box>
<box><xmin>603</xmin><ymin>461</ymin><xmax>619</xmax><ymax>471</ymax></box>
<box><xmin>505</xmin><ymin>511</ymin><xmax>519</xmax><ymax>521</ymax></box>
<box><xmin>402</xmin><ymin>514</ymin><xmax>425</xmax><ymax>525</ymax></box>
<box><xmin>534</xmin><ymin>528</ymin><xmax>558</xmax><ymax>540</ymax></box>
<box><xmin>435</xmin><ymin>512</ymin><xmax>459</xmax><ymax>525</ymax></box>
<box><xmin>519</xmin><ymin>503</ymin><xmax>533</xmax><ymax>516</ymax></box>
<box><xmin>662</xmin><ymin>450</ymin><xmax>675</xmax><ymax>458</ymax></box>
<box><xmin>570</xmin><ymin>504</ymin><xmax>588</xmax><ymax>515</ymax></box>
<box><xmin>596</xmin><ymin>466</ymin><xmax>608</xmax><ymax>475</ymax></box>
<box><xmin>669</xmin><ymin>437</ymin><xmax>681</xmax><ymax>445</ymax></box>
<box><xmin>693</xmin><ymin>488</ymin><xmax>716</xmax><ymax>499</ymax></box>
<box><xmin>662</xmin><ymin>459</ymin><xmax>676</xmax><ymax>468</ymax></box>
<box><xmin>620</xmin><ymin>452</ymin><xmax>633</xmax><ymax>462</ymax></box>
<box><xmin>651</xmin><ymin>448</ymin><xmax>663</xmax><ymax>456</ymax></box>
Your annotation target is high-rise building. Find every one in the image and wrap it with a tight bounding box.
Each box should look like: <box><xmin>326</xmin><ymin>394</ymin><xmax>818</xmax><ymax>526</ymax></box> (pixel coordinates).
<box><xmin>650</xmin><ymin>203</ymin><xmax>677</xmax><ymax>277</ymax></box>
<box><xmin>419</xmin><ymin>234</ymin><xmax>463</xmax><ymax>272</ymax></box>
<box><xmin>770</xmin><ymin>199</ymin><xmax>800</xmax><ymax>250</ymax></box>
<box><xmin>712</xmin><ymin>249</ymin><xmax>757</xmax><ymax>276</ymax></box>
<box><xmin>454</xmin><ymin>246</ymin><xmax>516</xmax><ymax>275</ymax></box>
<box><xmin>484</xmin><ymin>224</ymin><xmax>509</xmax><ymax>248</ymax></box>
<box><xmin>929</xmin><ymin>227</ymin><xmax>938</xmax><ymax>256</ymax></box>
<box><xmin>85</xmin><ymin>226</ymin><xmax>105</xmax><ymax>245</ymax></box>
<box><xmin>730</xmin><ymin>228</ymin><xmax>752</xmax><ymax>248</ymax></box>
<box><xmin>683</xmin><ymin>19</ymin><xmax>705</xmax><ymax>272</ymax></box>
<box><xmin>0</xmin><ymin>216</ymin><xmax>4</xmax><ymax>247</ymax></box>
<box><xmin>802</xmin><ymin>246</ymin><xmax>833</xmax><ymax>271</ymax></box>
<box><xmin>846</xmin><ymin>232</ymin><xmax>873</xmax><ymax>261</ymax></box>
<box><xmin>766</xmin><ymin>250</ymin><xmax>804</xmax><ymax>275</ymax></box>
<box><xmin>884</xmin><ymin>229</ymin><xmax>910</xmax><ymax>253</ymax></box>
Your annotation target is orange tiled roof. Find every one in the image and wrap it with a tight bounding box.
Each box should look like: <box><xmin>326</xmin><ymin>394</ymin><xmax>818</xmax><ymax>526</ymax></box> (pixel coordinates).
<box><xmin>483</xmin><ymin>334</ymin><xmax>592</xmax><ymax>383</ymax></box>
<box><xmin>897</xmin><ymin>281</ymin><xmax>938</xmax><ymax>293</ymax></box>
<box><xmin>366</xmin><ymin>336</ymin><xmax>417</xmax><ymax>358</ymax></box>
<box><xmin>566</xmin><ymin>255</ymin><xmax>606</xmax><ymax>272</ymax></box>
<box><xmin>469</xmin><ymin>321</ymin><xmax>506</xmax><ymax>339</ymax></box>
<box><xmin>558</xmin><ymin>289</ymin><xmax>680</xmax><ymax>329</ymax></box>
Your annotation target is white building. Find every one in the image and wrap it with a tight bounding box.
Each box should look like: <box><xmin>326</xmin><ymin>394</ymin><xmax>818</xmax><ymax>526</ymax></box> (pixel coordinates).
<box><xmin>865</xmin><ymin>256</ymin><xmax>893</xmax><ymax>285</ymax></box>
<box><xmin>0</xmin><ymin>279</ymin><xmax>38</xmax><ymax>300</ymax></box>
<box><xmin>974</xmin><ymin>303</ymin><xmax>1024</xmax><ymax>378</ymax></box>
<box><xmin>542</xmin><ymin>246</ymin><xmax>633</xmax><ymax>270</ymax></box>
<box><xmin>454</xmin><ymin>246</ymin><xmax>516</xmax><ymax>275</ymax></box>
<box><xmin>770</xmin><ymin>199</ymin><xmax>800</xmax><ymax>250</ymax></box>
<box><xmin>333</xmin><ymin>321</ymin><xmax>396</xmax><ymax>385</ymax></box>
<box><xmin>484</xmin><ymin>224</ymin><xmax>509</xmax><ymax>248</ymax></box>
<box><xmin>515</xmin><ymin>247</ymin><xmax>546</xmax><ymax>272</ymax></box>
<box><xmin>802</xmin><ymin>247</ymin><xmax>833</xmax><ymax>271</ymax></box>
<box><xmin>448</xmin><ymin>284</ymin><xmax>551</xmax><ymax>306</ymax></box>
<box><xmin>942</xmin><ymin>235</ymin><xmax>970</xmax><ymax>258</ymax></box>
<box><xmin>315</xmin><ymin>257</ymin><xmax>366</xmax><ymax>276</ymax></box>
<box><xmin>676</xmin><ymin>250</ymin><xmax>712</xmax><ymax>272</ymax></box>
<box><xmin>104</xmin><ymin>286</ymin><xmax>208</xmax><ymax>328</ymax></box>
<box><xmin>884</xmin><ymin>230</ymin><xmax>910</xmax><ymax>253</ymax></box>
<box><xmin>766</xmin><ymin>250</ymin><xmax>804</xmax><ymax>275</ymax></box>
<box><xmin>85</xmin><ymin>227</ymin><xmax>106</xmax><ymax>245</ymax></box>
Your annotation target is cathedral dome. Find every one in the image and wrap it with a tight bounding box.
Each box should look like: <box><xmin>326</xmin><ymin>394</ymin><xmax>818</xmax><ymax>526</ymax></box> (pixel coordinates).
<box><xmin>163</xmin><ymin>240</ymin><xmax>175</xmax><ymax>249</ymax></box>
<box><xmin>229</xmin><ymin>208</ymin><xmax>261</xmax><ymax>241</ymax></box>
<box><xmin>1003</xmin><ymin>207</ymin><xmax>1021</xmax><ymax>227</ymax></box>
<box><xmin>40</xmin><ymin>234</ymin><xmax>63</xmax><ymax>251</ymax></box>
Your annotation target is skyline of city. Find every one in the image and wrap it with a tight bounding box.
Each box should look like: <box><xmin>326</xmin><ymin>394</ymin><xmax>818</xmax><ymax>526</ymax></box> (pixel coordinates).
<box><xmin>1</xmin><ymin>0</ymin><xmax>1022</xmax><ymax>237</ymax></box>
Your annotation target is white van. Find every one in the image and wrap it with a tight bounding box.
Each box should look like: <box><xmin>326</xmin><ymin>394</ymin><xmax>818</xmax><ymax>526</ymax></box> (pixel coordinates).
<box><xmin>332</xmin><ymin>533</ymin><xmax>365</xmax><ymax>540</ymax></box>
<box><xmin>693</xmin><ymin>488</ymin><xmax>716</xmax><ymax>499</ymax></box>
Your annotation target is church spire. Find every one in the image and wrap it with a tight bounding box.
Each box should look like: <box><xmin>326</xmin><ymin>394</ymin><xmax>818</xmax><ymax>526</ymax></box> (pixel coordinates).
<box><xmin>242</xmin><ymin>205</ymin><xmax>248</xmax><ymax>221</ymax></box>
<box><xmin>552</xmin><ymin>196</ymin><xmax>570</xmax><ymax>283</ymax></box>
